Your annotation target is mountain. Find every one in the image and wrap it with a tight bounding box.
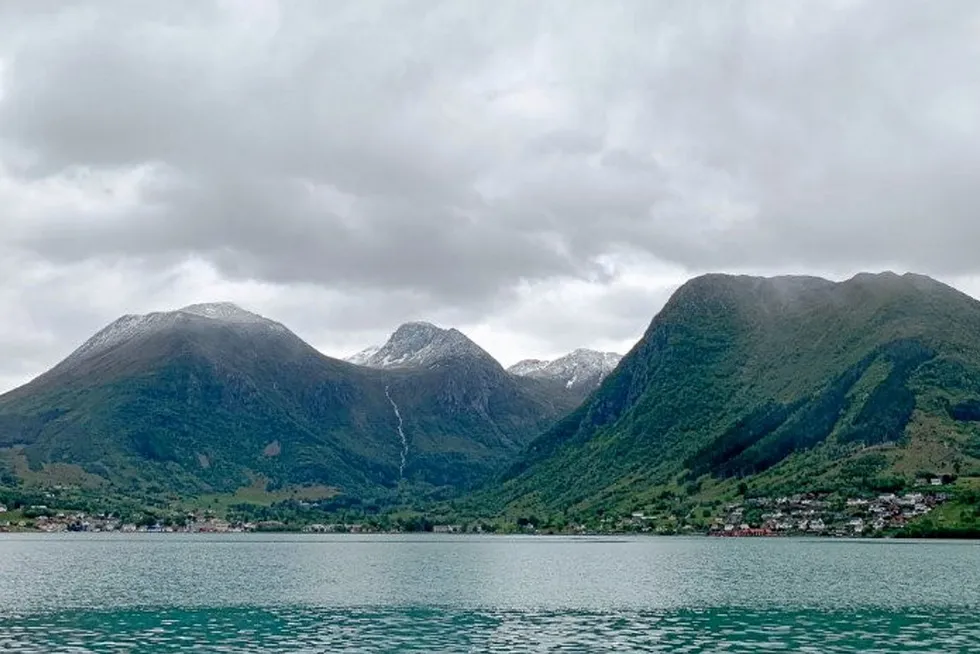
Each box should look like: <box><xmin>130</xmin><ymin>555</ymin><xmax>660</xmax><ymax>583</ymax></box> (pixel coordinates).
<box><xmin>507</xmin><ymin>359</ymin><xmax>550</xmax><ymax>377</ymax></box>
<box><xmin>347</xmin><ymin>321</ymin><xmax>594</xmax><ymax>411</ymax></box>
<box><xmin>344</xmin><ymin>345</ymin><xmax>380</xmax><ymax>367</ymax></box>
<box><xmin>508</xmin><ymin>349</ymin><xmax>622</xmax><ymax>396</ymax></box>
<box><xmin>345</xmin><ymin>322</ymin><xmax>494</xmax><ymax>370</ymax></box>
<box><xmin>486</xmin><ymin>272</ymin><xmax>980</xmax><ymax>519</ymax></box>
<box><xmin>0</xmin><ymin>304</ymin><xmax>573</xmax><ymax>498</ymax></box>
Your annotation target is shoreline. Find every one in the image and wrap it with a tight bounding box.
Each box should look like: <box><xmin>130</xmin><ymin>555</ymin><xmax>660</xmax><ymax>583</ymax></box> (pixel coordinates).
<box><xmin>2</xmin><ymin>528</ymin><xmax>977</xmax><ymax>540</ymax></box>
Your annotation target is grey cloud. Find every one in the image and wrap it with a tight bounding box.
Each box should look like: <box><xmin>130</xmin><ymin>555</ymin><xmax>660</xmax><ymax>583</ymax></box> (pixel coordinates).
<box><xmin>527</xmin><ymin>130</ymin><xmax>605</xmax><ymax>157</ymax></box>
<box><xmin>5</xmin><ymin>1</ymin><xmax>980</xmax><ymax>288</ymax></box>
<box><xmin>2</xmin><ymin>1</ymin><xmax>980</xmax><ymax>387</ymax></box>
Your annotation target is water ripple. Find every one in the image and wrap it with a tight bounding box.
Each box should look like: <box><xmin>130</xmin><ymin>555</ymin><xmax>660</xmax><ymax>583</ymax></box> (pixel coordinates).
<box><xmin>1</xmin><ymin>606</ymin><xmax>979</xmax><ymax>653</ymax></box>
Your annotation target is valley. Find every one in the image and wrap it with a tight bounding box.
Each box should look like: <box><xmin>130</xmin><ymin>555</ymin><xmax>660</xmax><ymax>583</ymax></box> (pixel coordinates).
<box><xmin>3</xmin><ymin>272</ymin><xmax>980</xmax><ymax>537</ymax></box>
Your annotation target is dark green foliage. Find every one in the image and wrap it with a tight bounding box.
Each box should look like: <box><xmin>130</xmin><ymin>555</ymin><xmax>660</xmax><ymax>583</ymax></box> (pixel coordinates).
<box><xmin>687</xmin><ymin>401</ymin><xmax>799</xmax><ymax>477</ymax></box>
<box><xmin>482</xmin><ymin>272</ymin><xmax>980</xmax><ymax>517</ymax></box>
<box><xmin>0</xmin><ymin>311</ymin><xmax>571</xmax><ymax>501</ymax></box>
<box><xmin>716</xmin><ymin>339</ymin><xmax>935</xmax><ymax>477</ymax></box>
<box><xmin>899</xmin><ymin>524</ymin><xmax>980</xmax><ymax>538</ymax></box>
<box><xmin>714</xmin><ymin>363</ymin><xmax>866</xmax><ymax>478</ymax></box>
<box><xmin>949</xmin><ymin>399</ymin><xmax>980</xmax><ymax>422</ymax></box>
<box><xmin>963</xmin><ymin>434</ymin><xmax>980</xmax><ymax>460</ymax></box>
<box><xmin>0</xmin><ymin>458</ymin><xmax>17</xmax><ymax>487</ymax></box>
<box><xmin>840</xmin><ymin>453</ymin><xmax>889</xmax><ymax>481</ymax></box>
<box><xmin>838</xmin><ymin>340</ymin><xmax>935</xmax><ymax>445</ymax></box>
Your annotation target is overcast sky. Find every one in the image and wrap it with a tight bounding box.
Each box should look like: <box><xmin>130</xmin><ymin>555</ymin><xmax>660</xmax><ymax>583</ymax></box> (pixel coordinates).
<box><xmin>2</xmin><ymin>1</ymin><xmax>980</xmax><ymax>392</ymax></box>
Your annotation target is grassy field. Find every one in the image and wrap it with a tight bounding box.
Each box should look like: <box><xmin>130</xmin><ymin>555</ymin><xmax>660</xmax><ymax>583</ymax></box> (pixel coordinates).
<box><xmin>182</xmin><ymin>477</ymin><xmax>338</xmax><ymax>513</ymax></box>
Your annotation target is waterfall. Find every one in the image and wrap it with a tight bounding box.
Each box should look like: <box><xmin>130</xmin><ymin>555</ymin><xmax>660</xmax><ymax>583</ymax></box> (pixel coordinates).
<box><xmin>385</xmin><ymin>385</ymin><xmax>408</xmax><ymax>479</ymax></box>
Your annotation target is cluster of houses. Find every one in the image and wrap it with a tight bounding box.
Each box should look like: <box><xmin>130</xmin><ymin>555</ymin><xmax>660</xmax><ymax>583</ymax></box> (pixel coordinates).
<box><xmin>302</xmin><ymin>523</ymin><xmax>471</xmax><ymax>534</ymax></box>
<box><xmin>710</xmin><ymin>490</ymin><xmax>950</xmax><ymax>537</ymax></box>
<box><xmin>0</xmin><ymin>508</ymin><xmax>263</xmax><ymax>533</ymax></box>
<box><xmin>302</xmin><ymin>523</ymin><xmax>371</xmax><ymax>533</ymax></box>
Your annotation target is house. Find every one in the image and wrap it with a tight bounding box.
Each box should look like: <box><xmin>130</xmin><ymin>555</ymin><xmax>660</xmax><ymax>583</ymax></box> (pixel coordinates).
<box><xmin>303</xmin><ymin>524</ymin><xmax>330</xmax><ymax>533</ymax></box>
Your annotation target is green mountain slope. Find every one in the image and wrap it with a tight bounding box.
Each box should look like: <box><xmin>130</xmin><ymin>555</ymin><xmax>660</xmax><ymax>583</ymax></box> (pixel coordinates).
<box><xmin>0</xmin><ymin>304</ymin><xmax>572</xmax><ymax>499</ymax></box>
<box><xmin>486</xmin><ymin>272</ymin><xmax>980</xmax><ymax>518</ymax></box>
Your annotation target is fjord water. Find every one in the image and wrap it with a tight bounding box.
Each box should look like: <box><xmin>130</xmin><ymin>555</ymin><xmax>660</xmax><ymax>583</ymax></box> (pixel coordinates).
<box><xmin>1</xmin><ymin>534</ymin><xmax>978</xmax><ymax>652</ymax></box>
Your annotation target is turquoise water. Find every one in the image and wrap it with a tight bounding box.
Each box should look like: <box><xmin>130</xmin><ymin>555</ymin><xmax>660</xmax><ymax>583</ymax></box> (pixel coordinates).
<box><xmin>1</xmin><ymin>534</ymin><xmax>978</xmax><ymax>651</ymax></box>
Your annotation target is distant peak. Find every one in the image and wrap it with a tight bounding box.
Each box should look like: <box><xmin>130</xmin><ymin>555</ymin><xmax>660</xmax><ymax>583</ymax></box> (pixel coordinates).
<box><xmin>181</xmin><ymin>301</ymin><xmax>243</xmax><ymax>311</ymax></box>
<box><xmin>507</xmin><ymin>359</ymin><xmax>550</xmax><ymax>376</ymax></box>
<box><xmin>569</xmin><ymin>347</ymin><xmax>615</xmax><ymax>357</ymax></box>
<box><xmin>390</xmin><ymin>321</ymin><xmax>444</xmax><ymax>337</ymax></box>
<box><xmin>509</xmin><ymin>348</ymin><xmax>622</xmax><ymax>389</ymax></box>
<box><xmin>346</xmin><ymin>321</ymin><xmax>493</xmax><ymax>369</ymax></box>
<box><xmin>178</xmin><ymin>302</ymin><xmax>265</xmax><ymax>322</ymax></box>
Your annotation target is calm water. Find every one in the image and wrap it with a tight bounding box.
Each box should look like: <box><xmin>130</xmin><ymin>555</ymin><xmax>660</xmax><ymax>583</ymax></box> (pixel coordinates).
<box><xmin>1</xmin><ymin>534</ymin><xmax>978</xmax><ymax>652</ymax></box>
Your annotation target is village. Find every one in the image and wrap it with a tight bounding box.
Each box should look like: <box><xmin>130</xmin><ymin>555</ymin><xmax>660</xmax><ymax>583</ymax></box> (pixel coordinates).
<box><xmin>0</xmin><ymin>478</ymin><xmax>956</xmax><ymax>537</ymax></box>
<box><xmin>0</xmin><ymin>505</ymin><xmax>262</xmax><ymax>534</ymax></box>
<box><xmin>709</xmin><ymin>489</ymin><xmax>950</xmax><ymax>537</ymax></box>
<box><xmin>611</xmin><ymin>479</ymin><xmax>952</xmax><ymax>537</ymax></box>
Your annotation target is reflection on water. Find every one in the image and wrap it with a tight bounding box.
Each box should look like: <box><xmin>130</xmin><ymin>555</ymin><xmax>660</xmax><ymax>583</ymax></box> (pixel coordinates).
<box><xmin>1</xmin><ymin>534</ymin><xmax>979</xmax><ymax>652</ymax></box>
<box><xmin>2</xmin><ymin>606</ymin><xmax>979</xmax><ymax>653</ymax></box>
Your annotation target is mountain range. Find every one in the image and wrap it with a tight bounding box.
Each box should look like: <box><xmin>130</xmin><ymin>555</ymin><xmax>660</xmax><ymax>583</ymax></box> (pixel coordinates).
<box><xmin>2</xmin><ymin>270</ymin><xmax>980</xmax><ymax>533</ymax></box>
<box><xmin>0</xmin><ymin>305</ymin><xmax>605</xmax><ymax>498</ymax></box>
<box><xmin>348</xmin><ymin>326</ymin><xmax>621</xmax><ymax>403</ymax></box>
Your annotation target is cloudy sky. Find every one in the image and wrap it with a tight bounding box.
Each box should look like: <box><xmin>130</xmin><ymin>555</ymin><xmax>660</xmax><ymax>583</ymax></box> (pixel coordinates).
<box><xmin>1</xmin><ymin>1</ymin><xmax>980</xmax><ymax>391</ymax></box>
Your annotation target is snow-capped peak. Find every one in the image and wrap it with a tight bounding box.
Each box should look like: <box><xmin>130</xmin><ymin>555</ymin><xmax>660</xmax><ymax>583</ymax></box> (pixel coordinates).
<box><xmin>345</xmin><ymin>321</ymin><xmax>492</xmax><ymax>369</ymax></box>
<box><xmin>507</xmin><ymin>359</ymin><xmax>550</xmax><ymax>377</ymax></box>
<box><xmin>178</xmin><ymin>302</ymin><xmax>268</xmax><ymax>323</ymax></box>
<box><xmin>59</xmin><ymin>302</ymin><xmax>284</xmax><ymax>368</ymax></box>
<box><xmin>507</xmin><ymin>348</ymin><xmax>622</xmax><ymax>390</ymax></box>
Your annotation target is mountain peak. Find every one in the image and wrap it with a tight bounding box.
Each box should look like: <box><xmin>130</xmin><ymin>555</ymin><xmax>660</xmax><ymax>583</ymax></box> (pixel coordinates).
<box><xmin>389</xmin><ymin>321</ymin><xmax>444</xmax><ymax>340</ymax></box>
<box><xmin>508</xmin><ymin>358</ymin><xmax>550</xmax><ymax>377</ymax></box>
<box><xmin>662</xmin><ymin>272</ymin><xmax>953</xmax><ymax>322</ymax></box>
<box><xmin>345</xmin><ymin>321</ymin><xmax>494</xmax><ymax>369</ymax></box>
<box><xmin>176</xmin><ymin>302</ymin><xmax>287</xmax><ymax>330</ymax></box>
<box><xmin>178</xmin><ymin>301</ymin><xmax>262</xmax><ymax>322</ymax></box>
<box><xmin>58</xmin><ymin>302</ymin><xmax>285</xmax><ymax>371</ymax></box>
<box><xmin>508</xmin><ymin>348</ymin><xmax>622</xmax><ymax>390</ymax></box>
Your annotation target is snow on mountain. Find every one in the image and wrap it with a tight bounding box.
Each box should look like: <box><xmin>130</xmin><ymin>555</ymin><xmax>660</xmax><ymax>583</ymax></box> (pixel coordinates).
<box><xmin>60</xmin><ymin>302</ymin><xmax>285</xmax><ymax>368</ymax></box>
<box><xmin>506</xmin><ymin>359</ymin><xmax>550</xmax><ymax>377</ymax></box>
<box><xmin>507</xmin><ymin>348</ymin><xmax>622</xmax><ymax>390</ymax></box>
<box><xmin>345</xmin><ymin>322</ymin><xmax>493</xmax><ymax>369</ymax></box>
<box><xmin>60</xmin><ymin>313</ymin><xmax>178</xmax><ymax>368</ymax></box>
<box><xmin>345</xmin><ymin>345</ymin><xmax>381</xmax><ymax>366</ymax></box>
<box><xmin>179</xmin><ymin>302</ymin><xmax>277</xmax><ymax>325</ymax></box>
